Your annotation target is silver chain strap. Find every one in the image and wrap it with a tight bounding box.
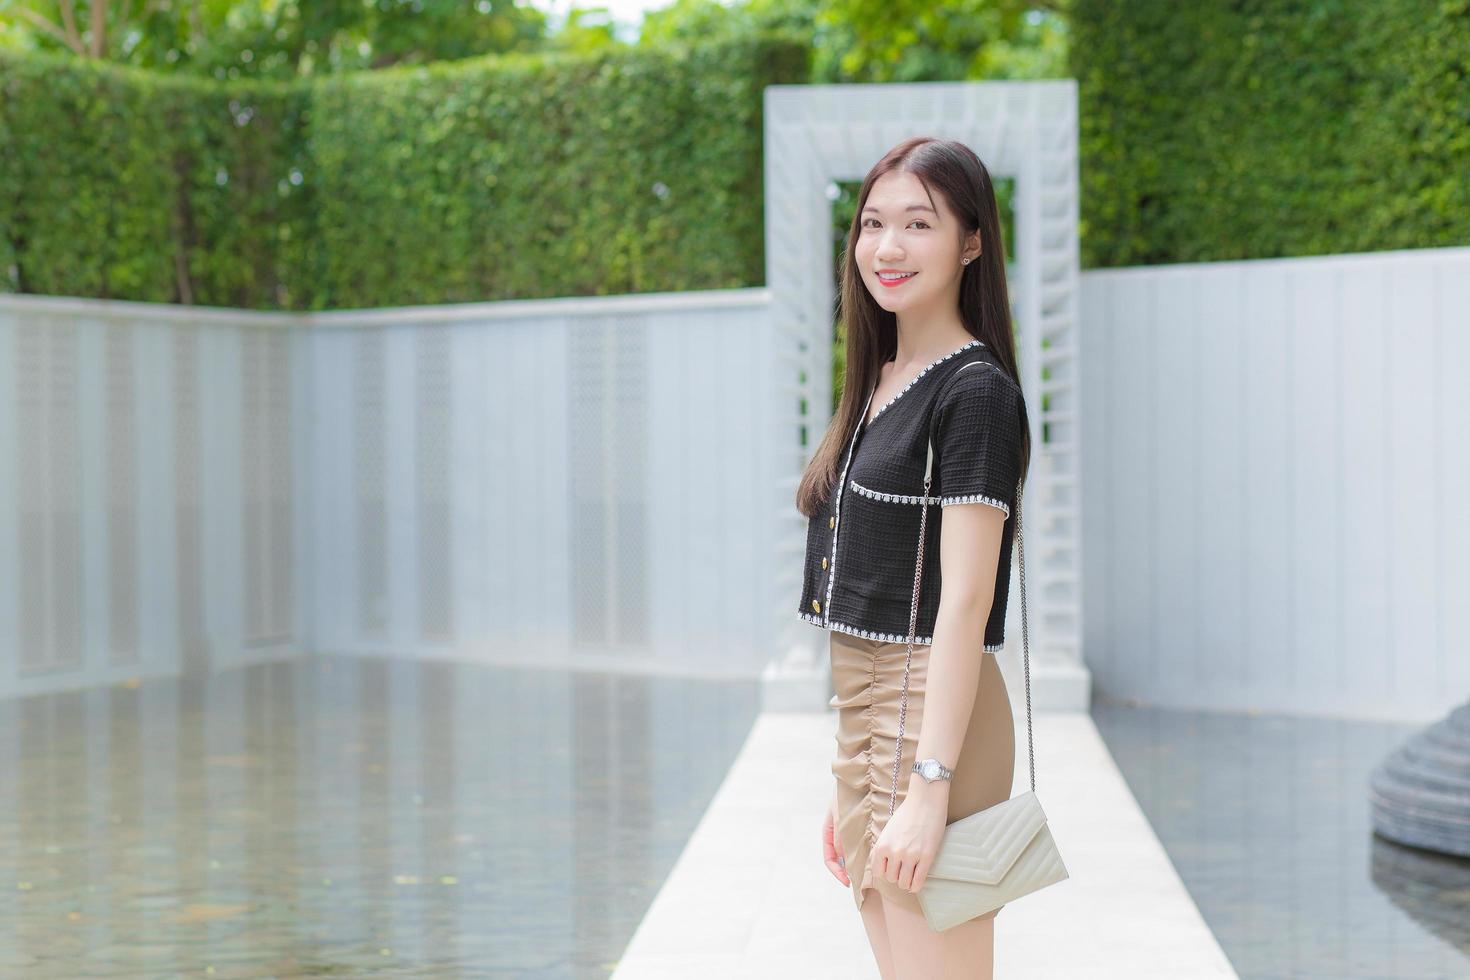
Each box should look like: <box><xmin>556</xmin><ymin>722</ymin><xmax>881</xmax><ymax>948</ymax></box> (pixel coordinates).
<box><xmin>888</xmin><ymin>464</ymin><xmax>1032</xmax><ymax>816</ymax></box>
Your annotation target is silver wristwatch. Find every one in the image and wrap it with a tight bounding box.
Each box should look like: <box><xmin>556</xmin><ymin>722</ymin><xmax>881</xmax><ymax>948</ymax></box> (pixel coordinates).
<box><xmin>912</xmin><ymin>758</ymin><xmax>954</xmax><ymax>782</ymax></box>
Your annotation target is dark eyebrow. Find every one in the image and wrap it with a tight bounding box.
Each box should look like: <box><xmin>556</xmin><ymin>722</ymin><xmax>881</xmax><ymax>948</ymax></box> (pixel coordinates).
<box><xmin>861</xmin><ymin>204</ymin><xmax>937</xmax><ymax>215</ymax></box>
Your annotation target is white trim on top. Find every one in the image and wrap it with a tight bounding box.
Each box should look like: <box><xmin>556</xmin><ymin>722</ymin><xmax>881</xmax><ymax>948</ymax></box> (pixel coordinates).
<box><xmin>849</xmin><ymin>478</ymin><xmax>1009</xmax><ymax>518</ymax></box>
<box><xmin>864</xmin><ymin>338</ymin><xmax>985</xmax><ymax>428</ymax></box>
<box><xmin>823</xmin><ymin>386</ymin><xmax>875</xmax><ymax>618</ymax></box>
<box><xmin>849</xmin><ymin>479</ymin><xmax>939</xmax><ymax>506</ymax></box>
<box><xmin>938</xmin><ymin>492</ymin><xmax>1010</xmax><ymax>518</ymax></box>
<box><xmin>799</xmin><ymin>612</ymin><xmax>1004</xmax><ymax>652</ymax></box>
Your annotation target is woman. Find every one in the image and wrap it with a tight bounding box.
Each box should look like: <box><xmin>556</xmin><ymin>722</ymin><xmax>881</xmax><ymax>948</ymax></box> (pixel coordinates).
<box><xmin>797</xmin><ymin>136</ymin><xmax>1031</xmax><ymax>980</ymax></box>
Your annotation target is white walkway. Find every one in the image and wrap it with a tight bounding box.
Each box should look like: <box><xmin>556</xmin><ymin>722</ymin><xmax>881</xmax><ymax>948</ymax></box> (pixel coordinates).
<box><xmin>612</xmin><ymin>704</ymin><xmax>1238</xmax><ymax>979</ymax></box>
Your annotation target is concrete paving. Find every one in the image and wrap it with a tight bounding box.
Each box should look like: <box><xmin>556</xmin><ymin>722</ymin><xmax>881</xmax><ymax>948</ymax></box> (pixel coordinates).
<box><xmin>613</xmin><ymin>706</ymin><xmax>1239</xmax><ymax>979</ymax></box>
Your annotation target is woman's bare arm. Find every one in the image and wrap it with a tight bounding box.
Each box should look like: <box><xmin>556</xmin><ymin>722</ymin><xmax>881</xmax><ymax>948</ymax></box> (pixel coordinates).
<box><xmin>906</xmin><ymin>501</ymin><xmax>1006</xmax><ymax>811</ymax></box>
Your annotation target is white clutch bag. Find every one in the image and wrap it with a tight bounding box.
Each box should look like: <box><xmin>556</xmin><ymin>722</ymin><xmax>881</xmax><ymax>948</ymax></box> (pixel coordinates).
<box><xmin>917</xmin><ymin>790</ymin><xmax>1068</xmax><ymax>931</ymax></box>
<box><xmin>885</xmin><ymin>433</ymin><xmax>1069</xmax><ymax>932</ymax></box>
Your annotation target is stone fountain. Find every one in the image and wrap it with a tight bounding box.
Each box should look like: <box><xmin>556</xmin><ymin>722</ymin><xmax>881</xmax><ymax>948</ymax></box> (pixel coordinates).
<box><xmin>1368</xmin><ymin>701</ymin><xmax>1470</xmax><ymax>857</ymax></box>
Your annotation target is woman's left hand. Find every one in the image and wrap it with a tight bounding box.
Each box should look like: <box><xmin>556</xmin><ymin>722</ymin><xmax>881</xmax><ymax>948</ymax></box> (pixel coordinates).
<box><xmin>871</xmin><ymin>788</ymin><xmax>948</xmax><ymax>894</ymax></box>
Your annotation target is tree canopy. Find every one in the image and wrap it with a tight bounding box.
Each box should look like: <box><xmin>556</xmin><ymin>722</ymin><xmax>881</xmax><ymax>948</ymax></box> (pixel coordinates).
<box><xmin>0</xmin><ymin>0</ymin><xmax>1069</xmax><ymax>82</ymax></box>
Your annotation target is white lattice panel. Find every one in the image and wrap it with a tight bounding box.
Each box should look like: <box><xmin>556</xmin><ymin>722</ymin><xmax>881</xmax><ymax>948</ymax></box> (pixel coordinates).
<box><xmin>762</xmin><ymin>81</ymin><xmax>1087</xmax><ymax>710</ymax></box>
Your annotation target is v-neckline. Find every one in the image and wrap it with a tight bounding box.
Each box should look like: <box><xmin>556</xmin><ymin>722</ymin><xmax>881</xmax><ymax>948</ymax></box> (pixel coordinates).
<box><xmin>863</xmin><ymin>338</ymin><xmax>985</xmax><ymax>428</ymax></box>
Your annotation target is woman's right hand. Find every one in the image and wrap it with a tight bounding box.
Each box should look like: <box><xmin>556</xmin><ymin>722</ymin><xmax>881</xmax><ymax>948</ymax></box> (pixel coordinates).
<box><xmin>823</xmin><ymin>788</ymin><xmax>851</xmax><ymax>887</ymax></box>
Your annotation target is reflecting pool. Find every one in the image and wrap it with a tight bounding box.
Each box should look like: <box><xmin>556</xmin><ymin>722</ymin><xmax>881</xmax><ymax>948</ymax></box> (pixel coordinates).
<box><xmin>0</xmin><ymin>655</ymin><xmax>761</xmax><ymax>978</ymax></box>
<box><xmin>1091</xmin><ymin>698</ymin><xmax>1470</xmax><ymax>980</ymax></box>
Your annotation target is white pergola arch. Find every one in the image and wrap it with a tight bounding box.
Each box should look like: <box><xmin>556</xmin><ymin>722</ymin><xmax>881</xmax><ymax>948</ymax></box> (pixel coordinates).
<box><xmin>762</xmin><ymin>80</ymin><xmax>1090</xmax><ymax>712</ymax></box>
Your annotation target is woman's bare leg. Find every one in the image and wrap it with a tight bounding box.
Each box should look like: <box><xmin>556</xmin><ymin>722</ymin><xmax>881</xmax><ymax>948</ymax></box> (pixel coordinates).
<box><xmin>877</xmin><ymin>647</ymin><xmax>1009</xmax><ymax>978</ymax></box>
<box><xmin>857</xmin><ymin>888</ymin><xmax>897</xmax><ymax>980</ymax></box>
<box><xmin>883</xmin><ymin>898</ymin><xmax>995</xmax><ymax>980</ymax></box>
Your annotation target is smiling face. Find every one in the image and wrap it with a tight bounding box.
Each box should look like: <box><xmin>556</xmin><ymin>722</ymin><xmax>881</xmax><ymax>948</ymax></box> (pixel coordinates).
<box><xmin>856</xmin><ymin>168</ymin><xmax>979</xmax><ymax>321</ymax></box>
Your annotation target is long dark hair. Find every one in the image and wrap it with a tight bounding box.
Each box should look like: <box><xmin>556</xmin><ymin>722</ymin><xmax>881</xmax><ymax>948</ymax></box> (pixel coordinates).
<box><xmin>795</xmin><ymin>136</ymin><xmax>1029</xmax><ymax>518</ymax></box>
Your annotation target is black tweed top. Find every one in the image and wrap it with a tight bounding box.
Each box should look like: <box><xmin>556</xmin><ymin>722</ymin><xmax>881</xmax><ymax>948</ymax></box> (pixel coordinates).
<box><xmin>797</xmin><ymin>338</ymin><xmax>1028</xmax><ymax>651</ymax></box>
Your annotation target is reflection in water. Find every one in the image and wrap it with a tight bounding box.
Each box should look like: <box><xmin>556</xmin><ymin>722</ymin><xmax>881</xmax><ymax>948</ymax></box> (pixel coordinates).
<box><xmin>0</xmin><ymin>655</ymin><xmax>760</xmax><ymax>978</ymax></box>
<box><xmin>1370</xmin><ymin>834</ymin><xmax>1470</xmax><ymax>957</ymax></box>
<box><xmin>1090</xmin><ymin>698</ymin><xmax>1470</xmax><ymax>980</ymax></box>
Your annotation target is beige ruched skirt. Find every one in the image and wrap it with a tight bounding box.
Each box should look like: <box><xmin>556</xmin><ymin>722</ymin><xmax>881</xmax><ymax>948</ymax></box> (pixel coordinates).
<box><xmin>828</xmin><ymin>630</ymin><xmax>1016</xmax><ymax>922</ymax></box>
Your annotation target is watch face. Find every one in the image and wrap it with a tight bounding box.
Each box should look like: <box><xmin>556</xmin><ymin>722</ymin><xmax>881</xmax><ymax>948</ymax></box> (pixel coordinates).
<box><xmin>920</xmin><ymin>760</ymin><xmax>938</xmax><ymax>778</ymax></box>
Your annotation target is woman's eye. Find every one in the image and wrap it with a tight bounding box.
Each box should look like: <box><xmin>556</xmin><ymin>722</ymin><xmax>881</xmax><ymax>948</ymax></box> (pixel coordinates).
<box><xmin>862</xmin><ymin>219</ymin><xmax>929</xmax><ymax>229</ymax></box>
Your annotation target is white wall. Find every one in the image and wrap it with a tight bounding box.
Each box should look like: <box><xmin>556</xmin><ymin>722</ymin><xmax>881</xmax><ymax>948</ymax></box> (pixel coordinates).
<box><xmin>0</xmin><ymin>288</ymin><xmax>778</xmax><ymax>701</ymax></box>
<box><xmin>0</xmin><ymin>297</ymin><xmax>307</xmax><ymax>698</ymax></box>
<box><xmin>304</xmin><ymin>289</ymin><xmax>776</xmax><ymax>677</ymax></box>
<box><xmin>6</xmin><ymin>243</ymin><xmax>1466</xmax><ymax>719</ymax></box>
<box><xmin>1080</xmin><ymin>246</ymin><xmax>1470</xmax><ymax>721</ymax></box>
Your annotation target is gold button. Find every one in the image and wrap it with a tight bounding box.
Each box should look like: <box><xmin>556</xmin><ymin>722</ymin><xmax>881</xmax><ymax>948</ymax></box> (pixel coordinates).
<box><xmin>829</xmin><ymin>516</ymin><xmax>836</xmax><ymax>529</ymax></box>
<box><xmin>822</xmin><ymin>557</ymin><xmax>828</xmax><ymax>569</ymax></box>
<box><xmin>812</xmin><ymin>599</ymin><xmax>821</xmax><ymax>613</ymax></box>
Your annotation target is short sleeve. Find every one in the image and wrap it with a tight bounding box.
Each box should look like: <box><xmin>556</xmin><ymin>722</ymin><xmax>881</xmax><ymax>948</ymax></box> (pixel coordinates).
<box><xmin>931</xmin><ymin>364</ymin><xmax>1025</xmax><ymax>517</ymax></box>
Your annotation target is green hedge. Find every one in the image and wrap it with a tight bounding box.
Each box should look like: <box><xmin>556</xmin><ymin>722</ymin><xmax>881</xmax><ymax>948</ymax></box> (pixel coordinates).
<box><xmin>0</xmin><ymin>35</ymin><xmax>809</xmax><ymax>310</ymax></box>
<box><xmin>1070</xmin><ymin>0</ymin><xmax>1470</xmax><ymax>268</ymax></box>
